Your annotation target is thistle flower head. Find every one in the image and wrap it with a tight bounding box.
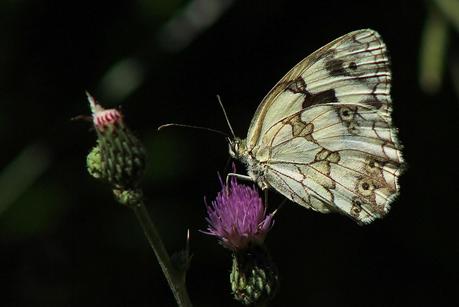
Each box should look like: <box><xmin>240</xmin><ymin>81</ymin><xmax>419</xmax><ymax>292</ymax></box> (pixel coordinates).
<box><xmin>204</xmin><ymin>174</ymin><xmax>274</xmax><ymax>252</ymax></box>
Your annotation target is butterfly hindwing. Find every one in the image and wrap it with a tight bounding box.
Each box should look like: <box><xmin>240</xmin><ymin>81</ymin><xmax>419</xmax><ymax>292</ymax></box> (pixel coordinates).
<box><xmin>253</xmin><ymin>98</ymin><xmax>401</xmax><ymax>223</ymax></box>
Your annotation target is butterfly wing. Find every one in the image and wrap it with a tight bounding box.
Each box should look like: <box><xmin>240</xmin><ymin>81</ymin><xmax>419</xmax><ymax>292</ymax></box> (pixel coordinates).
<box><xmin>247</xmin><ymin>29</ymin><xmax>403</xmax><ymax>224</ymax></box>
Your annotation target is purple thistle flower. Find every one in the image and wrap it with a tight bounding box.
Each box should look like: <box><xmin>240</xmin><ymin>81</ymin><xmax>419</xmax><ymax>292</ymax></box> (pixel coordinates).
<box><xmin>204</xmin><ymin>175</ymin><xmax>274</xmax><ymax>252</ymax></box>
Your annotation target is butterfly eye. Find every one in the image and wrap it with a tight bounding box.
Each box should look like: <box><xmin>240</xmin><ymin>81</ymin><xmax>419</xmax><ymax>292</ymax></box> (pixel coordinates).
<box><xmin>233</xmin><ymin>142</ymin><xmax>240</xmax><ymax>157</ymax></box>
<box><xmin>228</xmin><ymin>140</ymin><xmax>237</xmax><ymax>158</ymax></box>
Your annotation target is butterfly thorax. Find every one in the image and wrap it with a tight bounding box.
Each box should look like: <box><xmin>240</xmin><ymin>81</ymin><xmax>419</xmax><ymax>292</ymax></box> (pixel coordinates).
<box><xmin>228</xmin><ymin>137</ymin><xmax>269</xmax><ymax>190</ymax></box>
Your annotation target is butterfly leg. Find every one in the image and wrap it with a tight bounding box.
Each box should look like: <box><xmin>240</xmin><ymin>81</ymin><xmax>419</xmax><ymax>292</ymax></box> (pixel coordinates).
<box><xmin>225</xmin><ymin>173</ymin><xmax>253</xmax><ymax>195</ymax></box>
<box><xmin>225</xmin><ymin>172</ymin><xmax>253</xmax><ymax>186</ymax></box>
<box><xmin>264</xmin><ymin>189</ymin><xmax>269</xmax><ymax>208</ymax></box>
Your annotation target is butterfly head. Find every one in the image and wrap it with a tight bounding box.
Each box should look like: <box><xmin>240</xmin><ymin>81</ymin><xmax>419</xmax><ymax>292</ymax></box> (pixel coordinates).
<box><xmin>228</xmin><ymin>137</ymin><xmax>247</xmax><ymax>160</ymax></box>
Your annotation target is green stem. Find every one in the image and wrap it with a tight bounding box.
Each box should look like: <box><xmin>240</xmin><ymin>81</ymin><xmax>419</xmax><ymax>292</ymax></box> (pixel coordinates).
<box><xmin>133</xmin><ymin>200</ymin><xmax>192</xmax><ymax>307</ymax></box>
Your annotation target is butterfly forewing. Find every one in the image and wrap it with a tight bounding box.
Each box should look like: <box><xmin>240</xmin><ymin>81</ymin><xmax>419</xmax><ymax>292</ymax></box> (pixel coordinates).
<box><xmin>246</xmin><ymin>29</ymin><xmax>392</xmax><ymax>150</ymax></box>
<box><xmin>240</xmin><ymin>29</ymin><xmax>403</xmax><ymax>224</ymax></box>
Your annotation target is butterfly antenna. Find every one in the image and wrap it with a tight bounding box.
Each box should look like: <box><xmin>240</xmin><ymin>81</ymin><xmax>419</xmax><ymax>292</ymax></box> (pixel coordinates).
<box><xmin>216</xmin><ymin>95</ymin><xmax>236</xmax><ymax>138</ymax></box>
<box><xmin>157</xmin><ymin>123</ymin><xmax>228</xmax><ymax>137</ymax></box>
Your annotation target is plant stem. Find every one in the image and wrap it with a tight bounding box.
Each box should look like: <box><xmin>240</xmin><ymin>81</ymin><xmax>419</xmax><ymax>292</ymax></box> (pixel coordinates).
<box><xmin>133</xmin><ymin>200</ymin><xmax>192</xmax><ymax>307</ymax></box>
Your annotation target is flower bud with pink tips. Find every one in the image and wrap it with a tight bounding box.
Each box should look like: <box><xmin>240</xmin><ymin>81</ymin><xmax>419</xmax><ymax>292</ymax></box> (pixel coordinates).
<box><xmin>86</xmin><ymin>92</ymin><xmax>146</xmax><ymax>196</ymax></box>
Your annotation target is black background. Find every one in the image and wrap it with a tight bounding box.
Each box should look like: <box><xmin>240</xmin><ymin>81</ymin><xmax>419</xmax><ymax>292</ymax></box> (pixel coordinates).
<box><xmin>1</xmin><ymin>0</ymin><xmax>459</xmax><ymax>306</ymax></box>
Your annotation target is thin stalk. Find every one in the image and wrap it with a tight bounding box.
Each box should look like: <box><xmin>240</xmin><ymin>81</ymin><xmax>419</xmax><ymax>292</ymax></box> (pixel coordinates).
<box><xmin>133</xmin><ymin>200</ymin><xmax>192</xmax><ymax>307</ymax></box>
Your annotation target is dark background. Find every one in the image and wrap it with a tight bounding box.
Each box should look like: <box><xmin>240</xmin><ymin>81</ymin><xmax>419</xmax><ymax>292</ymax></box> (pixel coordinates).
<box><xmin>1</xmin><ymin>0</ymin><xmax>458</xmax><ymax>306</ymax></box>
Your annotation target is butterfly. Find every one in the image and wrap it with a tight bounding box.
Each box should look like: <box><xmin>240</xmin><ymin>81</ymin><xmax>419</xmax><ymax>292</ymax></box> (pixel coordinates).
<box><xmin>228</xmin><ymin>29</ymin><xmax>404</xmax><ymax>224</ymax></box>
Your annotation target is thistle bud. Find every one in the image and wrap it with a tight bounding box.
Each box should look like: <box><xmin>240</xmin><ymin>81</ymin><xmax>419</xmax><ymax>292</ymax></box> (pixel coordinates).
<box><xmin>86</xmin><ymin>145</ymin><xmax>102</xmax><ymax>180</ymax></box>
<box><xmin>113</xmin><ymin>188</ymin><xmax>143</xmax><ymax>207</ymax></box>
<box><xmin>86</xmin><ymin>92</ymin><xmax>146</xmax><ymax>190</ymax></box>
<box><xmin>230</xmin><ymin>246</ymin><xmax>279</xmax><ymax>305</ymax></box>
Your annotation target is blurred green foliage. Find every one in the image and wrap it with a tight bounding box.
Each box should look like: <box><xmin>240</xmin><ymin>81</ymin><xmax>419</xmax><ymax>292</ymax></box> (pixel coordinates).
<box><xmin>419</xmin><ymin>0</ymin><xmax>459</xmax><ymax>94</ymax></box>
<box><xmin>0</xmin><ymin>180</ymin><xmax>66</xmax><ymax>240</ymax></box>
<box><xmin>0</xmin><ymin>143</ymin><xmax>51</xmax><ymax>216</ymax></box>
